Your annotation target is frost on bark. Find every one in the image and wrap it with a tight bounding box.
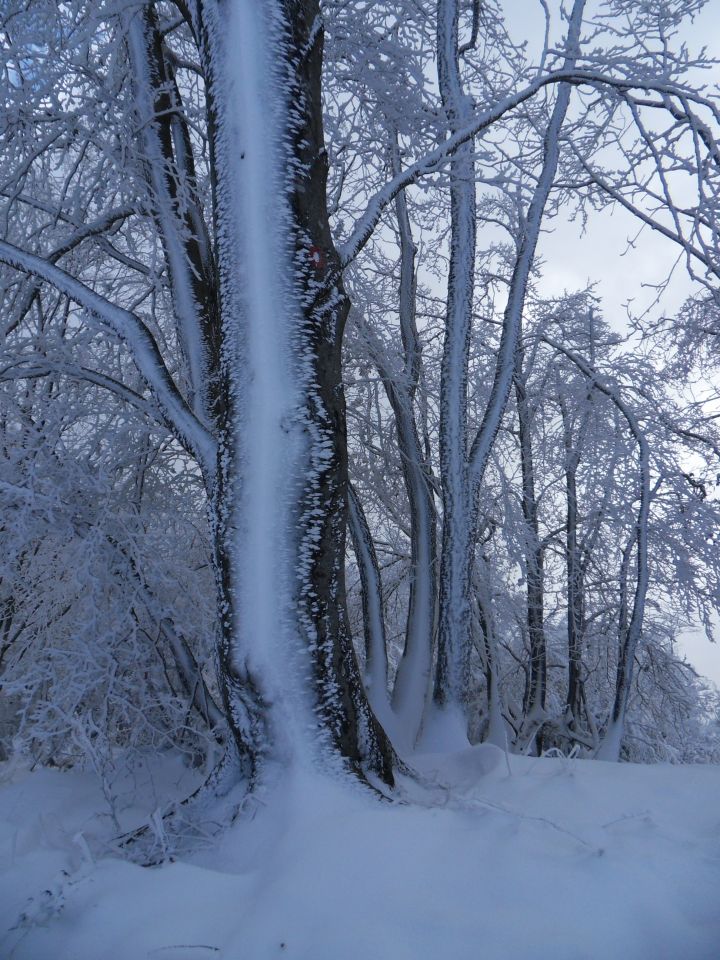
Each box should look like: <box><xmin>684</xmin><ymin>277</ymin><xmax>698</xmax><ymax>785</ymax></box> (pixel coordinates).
<box><xmin>377</xmin><ymin>160</ymin><xmax>438</xmax><ymax>747</ymax></box>
<box><xmin>1</xmin><ymin>0</ymin><xmax>717</xmax><ymax>786</ymax></box>
<box><xmin>348</xmin><ymin>481</ymin><xmax>390</xmax><ymax>720</ymax></box>
<box><xmin>199</xmin><ymin>0</ymin><xmax>393</xmax><ymax>783</ymax></box>
<box><xmin>542</xmin><ymin>337</ymin><xmax>651</xmax><ymax>762</ymax></box>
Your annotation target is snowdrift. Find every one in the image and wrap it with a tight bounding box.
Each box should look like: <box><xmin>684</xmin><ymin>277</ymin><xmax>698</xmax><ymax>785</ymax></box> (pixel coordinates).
<box><xmin>1</xmin><ymin>748</ymin><xmax>719</xmax><ymax>959</ymax></box>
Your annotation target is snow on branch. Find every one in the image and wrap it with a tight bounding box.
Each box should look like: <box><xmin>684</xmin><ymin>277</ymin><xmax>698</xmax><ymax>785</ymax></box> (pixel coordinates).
<box><xmin>339</xmin><ymin>69</ymin><xmax>719</xmax><ymax>270</ymax></box>
<box><xmin>0</xmin><ymin>239</ymin><xmax>217</xmax><ymax>474</ymax></box>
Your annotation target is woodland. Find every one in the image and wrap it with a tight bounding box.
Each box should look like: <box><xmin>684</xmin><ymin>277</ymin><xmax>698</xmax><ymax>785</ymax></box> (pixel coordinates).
<box><xmin>1</xmin><ymin>4</ymin><xmax>720</xmax><ymax>954</ymax></box>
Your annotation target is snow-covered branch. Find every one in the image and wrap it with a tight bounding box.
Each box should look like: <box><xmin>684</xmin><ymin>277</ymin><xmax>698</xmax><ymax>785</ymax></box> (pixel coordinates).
<box><xmin>0</xmin><ymin>239</ymin><xmax>217</xmax><ymax>474</ymax></box>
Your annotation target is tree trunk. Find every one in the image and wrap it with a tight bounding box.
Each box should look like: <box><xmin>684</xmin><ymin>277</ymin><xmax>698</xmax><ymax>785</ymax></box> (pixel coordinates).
<box><xmin>514</xmin><ymin>363</ymin><xmax>547</xmax><ymax>744</ymax></box>
<box><xmin>199</xmin><ymin>0</ymin><xmax>394</xmax><ymax>784</ymax></box>
<box><xmin>348</xmin><ymin>481</ymin><xmax>391</xmax><ymax>720</ymax></box>
<box><xmin>434</xmin><ymin>0</ymin><xmax>478</xmax><ymax>736</ymax></box>
<box><xmin>434</xmin><ymin>0</ymin><xmax>587</xmax><ymax>735</ymax></box>
<box><xmin>560</xmin><ymin>397</ymin><xmax>586</xmax><ymax>733</ymax></box>
<box><xmin>540</xmin><ymin>337</ymin><xmax>650</xmax><ymax>763</ymax></box>
<box><xmin>385</xmin><ymin>151</ymin><xmax>438</xmax><ymax>749</ymax></box>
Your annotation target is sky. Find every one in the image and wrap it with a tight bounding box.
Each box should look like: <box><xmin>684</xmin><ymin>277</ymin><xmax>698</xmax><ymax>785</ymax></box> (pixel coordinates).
<box><xmin>680</xmin><ymin>619</ymin><xmax>720</xmax><ymax>690</ymax></box>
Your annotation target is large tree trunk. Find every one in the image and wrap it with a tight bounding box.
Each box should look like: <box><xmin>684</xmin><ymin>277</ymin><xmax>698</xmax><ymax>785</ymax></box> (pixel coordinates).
<box><xmin>199</xmin><ymin>0</ymin><xmax>394</xmax><ymax>784</ymax></box>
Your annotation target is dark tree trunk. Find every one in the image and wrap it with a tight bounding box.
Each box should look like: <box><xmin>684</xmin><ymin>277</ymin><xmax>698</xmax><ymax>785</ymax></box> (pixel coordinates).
<box><xmin>561</xmin><ymin>399</ymin><xmax>586</xmax><ymax>732</ymax></box>
<box><xmin>514</xmin><ymin>363</ymin><xmax>547</xmax><ymax>750</ymax></box>
<box><xmin>198</xmin><ymin>0</ymin><xmax>394</xmax><ymax>785</ymax></box>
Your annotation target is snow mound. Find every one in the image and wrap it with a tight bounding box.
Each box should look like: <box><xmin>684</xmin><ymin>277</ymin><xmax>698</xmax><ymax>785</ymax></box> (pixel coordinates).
<box><xmin>1</xmin><ymin>752</ymin><xmax>719</xmax><ymax>960</ymax></box>
<box><xmin>411</xmin><ymin>743</ymin><xmax>507</xmax><ymax>790</ymax></box>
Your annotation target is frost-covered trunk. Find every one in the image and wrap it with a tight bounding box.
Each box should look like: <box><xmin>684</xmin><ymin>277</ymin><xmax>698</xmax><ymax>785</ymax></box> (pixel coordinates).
<box><xmin>543</xmin><ymin>338</ymin><xmax>650</xmax><ymax>762</ymax></box>
<box><xmin>383</xmin><ymin>170</ymin><xmax>438</xmax><ymax>748</ymax></box>
<box><xmin>199</xmin><ymin>0</ymin><xmax>393</xmax><ymax>783</ymax></box>
<box><xmin>472</xmin><ymin>562</ymin><xmax>507</xmax><ymax>747</ymax></box>
<box><xmin>388</xmin><ymin>384</ymin><xmax>438</xmax><ymax>746</ymax></box>
<box><xmin>127</xmin><ymin>6</ymin><xmax>221</xmax><ymax>424</ymax></box>
<box><xmin>434</xmin><ymin>0</ymin><xmax>586</xmax><ymax>733</ymax></box>
<box><xmin>348</xmin><ymin>481</ymin><xmax>390</xmax><ymax>720</ymax></box>
<box><xmin>434</xmin><ymin>0</ymin><xmax>477</xmax><ymax>735</ymax></box>
<box><xmin>597</xmin><ymin>433</ymin><xmax>650</xmax><ymax>762</ymax></box>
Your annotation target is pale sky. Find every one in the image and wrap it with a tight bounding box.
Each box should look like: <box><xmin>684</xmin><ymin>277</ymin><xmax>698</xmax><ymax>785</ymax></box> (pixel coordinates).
<box><xmin>679</xmin><ymin>621</ymin><xmax>720</xmax><ymax>691</ymax></box>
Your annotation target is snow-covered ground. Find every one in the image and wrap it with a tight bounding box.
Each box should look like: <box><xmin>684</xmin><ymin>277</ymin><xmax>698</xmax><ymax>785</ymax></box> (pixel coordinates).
<box><xmin>1</xmin><ymin>748</ymin><xmax>719</xmax><ymax>960</ymax></box>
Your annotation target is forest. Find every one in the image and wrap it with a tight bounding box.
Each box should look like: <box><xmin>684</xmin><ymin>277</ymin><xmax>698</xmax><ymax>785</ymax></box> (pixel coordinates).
<box><xmin>1</xmin><ymin>1</ymin><xmax>719</xmax><ymax>958</ymax></box>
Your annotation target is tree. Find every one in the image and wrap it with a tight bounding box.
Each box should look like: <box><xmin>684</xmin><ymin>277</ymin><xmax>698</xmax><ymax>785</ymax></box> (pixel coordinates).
<box><xmin>2</xmin><ymin>0</ymin><xmax>719</xmax><ymax>806</ymax></box>
<box><xmin>2</xmin><ymin>0</ymin><xmax>397</xmax><ymax>787</ymax></box>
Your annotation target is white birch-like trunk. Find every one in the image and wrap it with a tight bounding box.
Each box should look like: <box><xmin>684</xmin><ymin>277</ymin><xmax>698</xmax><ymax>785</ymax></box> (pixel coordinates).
<box><xmin>386</xmin><ymin>168</ymin><xmax>438</xmax><ymax>747</ymax></box>
<box><xmin>348</xmin><ymin>481</ymin><xmax>391</xmax><ymax>721</ymax></box>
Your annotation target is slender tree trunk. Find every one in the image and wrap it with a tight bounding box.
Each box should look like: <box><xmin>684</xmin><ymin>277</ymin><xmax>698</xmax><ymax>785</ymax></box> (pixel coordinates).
<box><xmin>355</xmin><ymin>136</ymin><xmax>439</xmax><ymax>748</ymax></box>
<box><xmin>434</xmin><ymin>0</ymin><xmax>587</xmax><ymax>735</ymax></box>
<box><xmin>386</xmin><ymin>149</ymin><xmax>439</xmax><ymax>748</ymax></box>
<box><xmin>540</xmin><ymin>337</ymin><xmax>650</xmax><ymax>762</ymax></box>
<box><xmin>514</xmin><ymin>363</ymin><xmax>547</xmax><ymax>742</ymax></box>
<box><xmin>348</xmin><ymin>481</ymin><xmax>391</xmax><ymax>720</ymax></box>
<box><xmin>384</xmin><ymin>377</ymin><xmax>439</xmax><ymax>745</ymax></box>
<box><xmin>389</xmin><ymin>428</ymin><xmax>438</xmax><ymax>745</ymax></box>
<box><xmin>472</xmin><ymin>562</ymin><xmax>506</xmax><ymax>747</ymax></box>
<box><xmin>560</xmin><ymin>398</ymin><xmax>586</xmax><ymax>732</ymax></box>
<box><xmin>598</xmin><ymin>461</ymin><xmax>649</xmax><ymax>761</ymax></box>
<box><xmin>127</xmin><ymin>6</ymin><xmax>221</xmax><ymax>423</ymax></box>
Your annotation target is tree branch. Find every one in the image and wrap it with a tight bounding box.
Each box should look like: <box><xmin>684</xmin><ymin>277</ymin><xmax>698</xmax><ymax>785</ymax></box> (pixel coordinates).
<box><xmin>0</xmin><ymin>239</ymin><xmax>217</xmax><ymax>474</ymax></box>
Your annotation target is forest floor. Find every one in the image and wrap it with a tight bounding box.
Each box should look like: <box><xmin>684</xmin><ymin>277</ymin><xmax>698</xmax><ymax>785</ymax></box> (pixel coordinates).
<box><xmin>0</xmin><ymin>745</ymin><xmax>719</xmax><ymax>960</ymax></box>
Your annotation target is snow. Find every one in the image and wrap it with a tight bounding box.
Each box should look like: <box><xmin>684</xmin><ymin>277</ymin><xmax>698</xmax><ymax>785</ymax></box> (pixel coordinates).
<box><xmin>2</xmin><ymin>749</ymin><xmax>719</xmax><ymax>959</ymax></box>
